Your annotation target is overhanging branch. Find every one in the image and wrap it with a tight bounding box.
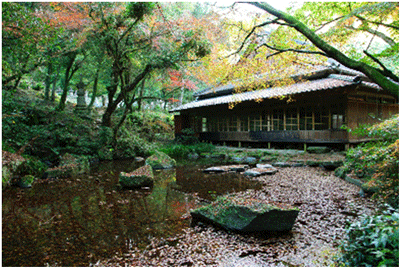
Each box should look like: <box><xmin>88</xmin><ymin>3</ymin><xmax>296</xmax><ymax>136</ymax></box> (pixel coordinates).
<box><xmin>225</xmin><ymin>18</ymin><xmax>281</xmax><ymax>58</ymax></box>
<box><xmin>241</xmin><ymin>2</ymin><xmax>399</xmax><ymax>96</ymax></box>
<box><xmin>363</xmin><ymin>50</ymin><xmax>399</xmax><ymax>82</ymax></box>
<box><xmin>258</xmin><ymin>43</ymin><xmax>328</xmax><ymax>59</ymax></box>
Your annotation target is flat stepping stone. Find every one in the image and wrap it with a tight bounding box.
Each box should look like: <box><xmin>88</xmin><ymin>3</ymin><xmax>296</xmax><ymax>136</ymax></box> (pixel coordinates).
<box><xmin>272</xmin><ymin>162</ymin><xmax>292</xmax><ymax>167</ymax></box>
<box><xmin>244</xmin><ymin>167</ymin><xmax>278</xmax><ymax>177</ymax></box>
<box><xmin>256</xmin><ymin>163</ymin><xmax>274</xmax><ymax>169</ymax></box>
<box><xmin>203</xmin><ymin>165</ymin><xmax>249</xmax><ymax>173</ymax></box>
<box><xmin>203</xmin><ymin>166</ymin><xmax>228</xmax><ymax>173</ymax></box>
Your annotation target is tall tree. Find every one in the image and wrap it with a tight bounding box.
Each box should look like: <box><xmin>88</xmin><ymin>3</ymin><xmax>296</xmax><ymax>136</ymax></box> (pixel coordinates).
<box><xmin>88</xmin><ymin>2</ymin><xmax>211</xmax><ymax>128</ymax></box>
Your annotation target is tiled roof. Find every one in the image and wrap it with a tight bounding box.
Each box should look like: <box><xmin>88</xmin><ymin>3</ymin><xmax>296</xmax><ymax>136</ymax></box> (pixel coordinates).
<box><xmin>193</xmin><ymin>65</ymin><xmax>332</xmax><ymax>99</ymax></box>
<box><xmin>170</xmin><ymin>74</ymin><xmax>381</xmax><ymax>112</ymax></box>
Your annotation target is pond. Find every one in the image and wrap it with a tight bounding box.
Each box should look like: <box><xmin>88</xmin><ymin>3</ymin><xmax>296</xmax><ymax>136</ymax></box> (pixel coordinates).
<box><xmin>2</xmin><ymin>160</ymin><xmax>262</xmax><ymax>267</ymax></box>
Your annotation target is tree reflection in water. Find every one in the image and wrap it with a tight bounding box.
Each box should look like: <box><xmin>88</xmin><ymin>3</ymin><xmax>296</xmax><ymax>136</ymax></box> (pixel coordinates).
<box><xmin>2</xmin><ymin>161</ymin><xmax>259</xmax><ymax>266</ymax></box>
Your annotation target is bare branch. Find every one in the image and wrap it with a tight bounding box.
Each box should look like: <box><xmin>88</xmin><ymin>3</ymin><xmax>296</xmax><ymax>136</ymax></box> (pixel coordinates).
<box><xmin>314</xmin><ymin>16</ymin><xmax>345</xmax><ymax>32</ymax></box>
<box><xmin>225</xmin><ymin>18</ymin><xmax>281</xmax><ymax>58</ymax></box>
<box><xmin>355</xmin><ymin>15</ymin><xmax>399</xmax><ymax>30</ymax></box>
<box><xmin>346</xmin><ymin>25</ymin><xmax>396</xmax><ymax>46</ymax></box>
<box><xmin>259</xmin><ymin>43</ymin><xmax>328</xmax><ymax>59</ymax></box>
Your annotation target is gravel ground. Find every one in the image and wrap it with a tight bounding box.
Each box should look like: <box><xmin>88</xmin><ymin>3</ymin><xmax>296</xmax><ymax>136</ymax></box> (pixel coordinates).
<box><xmin>95</xmin><ymin>166</ymin><xmax>379</xmax><ymax>267</ymax></box>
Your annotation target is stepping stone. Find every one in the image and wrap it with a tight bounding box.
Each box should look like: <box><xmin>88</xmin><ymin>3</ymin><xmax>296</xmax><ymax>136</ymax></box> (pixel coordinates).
<box><xmin>256</xmin><ymin>163</ymin><xmax>274</xmax><ymax>169</ymax></box>
<box><xmin>203</xmin><ymin>165</ymin><xmax>249</xmax><ymax>173</ymax></box>
<box><xmin>244</xmin><ymin>167</ymin><xmax>278</xmax><ymax>177</ymax></box>
<box><xmin>272</xmin><ymin>162</ymin><xmax>291</xmax><ymax>168</ymax></box>
<box><xmin>203</xmin><ymin>166</ymin><xmax>228</xmax><ymax>173</ymax></box>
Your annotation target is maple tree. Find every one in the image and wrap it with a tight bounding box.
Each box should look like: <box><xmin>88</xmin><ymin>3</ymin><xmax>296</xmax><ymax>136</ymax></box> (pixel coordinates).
<box><xmin>79</xmin><ymin>2</ymin><xmax>212</xmax><ymax>144</ymax></box>
<box><xmin>189</xmin><ymin>2</ymin><xmax>398</xmax><ymax>101</ymax></box>
<box><xmin>2</xmin><ymin>3</ymin><xmax>57</xmax><ymax>88</ymax></box>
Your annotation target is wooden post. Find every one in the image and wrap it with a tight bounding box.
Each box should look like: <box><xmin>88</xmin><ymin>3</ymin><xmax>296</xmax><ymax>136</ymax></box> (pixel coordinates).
<box><xmin>345</xmin><ymin>143</ymin><xmax>350</xmax><ymax>151</ymax></box>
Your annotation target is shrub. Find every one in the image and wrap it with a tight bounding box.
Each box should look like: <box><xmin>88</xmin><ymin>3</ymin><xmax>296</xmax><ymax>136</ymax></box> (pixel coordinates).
<box><xmin>342</xmin><ymin>116</ymin><xmax>399</xmax><ymax>207</ymax></box>
<box><xmin>15</xmin><ymin>159</ymin><xmax>47</xmax><ymax>178</ymax></box>
<box><xmin>114</xmin><ymin>126</ymin><xmax>155</xmax><ymax>159</ymax></box>
<box><xmin>337</xmin><ymin>208</ymin><xmax>399</xmax><ymax>267</ymax></box>
<box><xmin>174</xmin><ymin>128</ymin><xmax>199</xmax><ymax>145</ymax></box>
<box><xmin>159</xmin><ymin>142</ymin><xmax>215</xmax><ymax>158</ymax></box>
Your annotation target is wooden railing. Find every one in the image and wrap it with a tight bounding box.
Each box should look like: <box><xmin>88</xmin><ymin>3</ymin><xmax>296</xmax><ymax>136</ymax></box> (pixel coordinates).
<box><xmin>199</xmin><ymin>130</ymin><xmax>349</xmax><ymax>143</ymax></box>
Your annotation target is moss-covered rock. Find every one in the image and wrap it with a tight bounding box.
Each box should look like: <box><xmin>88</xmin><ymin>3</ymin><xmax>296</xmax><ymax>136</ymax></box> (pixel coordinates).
<box><xmin>334</xmin><ymin>166</ymin><xmax>347</xmax><ymax>179</ymax></box>
<box><xmin>44</xmin><ymin>153</ymin><xmax>90</xmax><ymax>179</ymax></box>
<box><xmin>16</xmin><ymin>175</ymin><xmax>35</xmax><ymax>188</ymax></box>
<box><xmin>319</xmin><ymin>160</ymin><xmax>343</xmax><ymax>170</ymax></box>
<box><xmin>2</xmin><ymin>151</ymin><xmax>25</xmax><ymax>188</ymax></box>
<box><xmin>145</xmin><ymin>151</ymin><xmax>176</xmax><ymax>169</ymax></box>
<box><xmin>191</xmin><ymin>195</ymin><xmax>299</xmax><ymax>232</ymax></box>
<box><xmin>119</xmin><ymin>165</ymin><xmax>154</xmax><ymax>189</ymax></box>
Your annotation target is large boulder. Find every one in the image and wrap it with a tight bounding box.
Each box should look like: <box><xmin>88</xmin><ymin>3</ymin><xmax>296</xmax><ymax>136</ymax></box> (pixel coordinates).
<box><xmin>119</xmin><ymin>165</ymin><xmax>154</xmax><ymax>189</ymax></box>
<box><xmin>191</xmin><ymin>196</ymin><xmax>299</xmax><ymax>233</ymax></box>
<box><xmin>16</xmin><ymin>175</ymin><xmax>35</xmax><ymax>188</ymax></box>
<box><xmin>2</xmin><ymin>151</ymin><xmax>25</xmax><ymax>188</ymax></box>
<box><xmin>145</xmin><ymin>151</ymin><xmax>176</xmax><ymax>169</ymax></box>
<box><xmin>44</xmin><ymin>153</ymin><xmax>90</xmax><ymax>179</ymax></box>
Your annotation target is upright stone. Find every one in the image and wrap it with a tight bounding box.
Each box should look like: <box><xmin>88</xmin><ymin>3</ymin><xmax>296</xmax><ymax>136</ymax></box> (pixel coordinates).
<box><xmin>75</xmin><ymin>80</ymin><xmax>87</xmax><ymax>113</ymax></box>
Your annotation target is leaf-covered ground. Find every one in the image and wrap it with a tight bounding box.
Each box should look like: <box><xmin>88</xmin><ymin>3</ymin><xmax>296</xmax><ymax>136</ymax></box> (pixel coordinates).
<box><xmin>95</xmin><ymin>166</ymin><xmax>379</xmax><ymax>267</ymax></box>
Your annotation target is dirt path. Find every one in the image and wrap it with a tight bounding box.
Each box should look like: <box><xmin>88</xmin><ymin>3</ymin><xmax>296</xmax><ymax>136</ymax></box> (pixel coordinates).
<box><xmin>96</xmin><ymin>166</ymin><xmax>379</xmax><ymax>267</ymax></box>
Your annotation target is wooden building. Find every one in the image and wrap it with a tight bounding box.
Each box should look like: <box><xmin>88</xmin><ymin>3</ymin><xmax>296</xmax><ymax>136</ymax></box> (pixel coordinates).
<box><xmin>170</xmin><ymin>63</ymin><xmax>398</xmax><ymax>149</ymax></box>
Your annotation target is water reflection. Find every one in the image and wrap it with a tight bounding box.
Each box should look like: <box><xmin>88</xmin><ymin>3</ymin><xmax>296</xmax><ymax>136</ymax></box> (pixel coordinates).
<box><xmin>2</xmin><ymin>161</ymin><xmax>260</xmax><ymax>266</ymax></box>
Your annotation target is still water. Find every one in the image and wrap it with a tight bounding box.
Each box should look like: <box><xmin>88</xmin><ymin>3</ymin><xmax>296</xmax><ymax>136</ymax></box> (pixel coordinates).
<box><xmin>2</xmin><ymin>160</ymin><xmax>261</xmax><ymax>266</ymax></box>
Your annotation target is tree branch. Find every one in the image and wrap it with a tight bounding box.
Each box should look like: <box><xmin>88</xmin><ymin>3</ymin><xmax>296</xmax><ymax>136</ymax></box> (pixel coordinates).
<box><xmin>363</xmin><ymin>50</ymin><xmax>399</xmax><ymax>82</ymax></box>
<box><xmin>346</xmin><ymin>25</ymin><xmax>396</xmax><ymax>46</ymax></box>
<box><xmin>355</xmin><ymin>15</ymin><xmax>399</xmax><ymax>30</ymax></box>
<box><xmin>225</xmin><ymin>18</ymin><xmax>280</xmax><ymax>58</ymax></box>
<box><xmin>241</xmin><ymin>2</ymin><xmax>399</xmax><ymax>96</ymax></box>
<box><xmin>259</xmin><ymin>43</ymin><xmax>328</xmax><ymax>59</ymax></box>
<box><xmin>314</xmin><ymin>16</ymin><xmax>345</xmax><ymax>32</ymax></box>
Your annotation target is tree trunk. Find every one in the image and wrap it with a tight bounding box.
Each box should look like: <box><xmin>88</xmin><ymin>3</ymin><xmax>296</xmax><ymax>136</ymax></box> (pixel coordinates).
<box><xmin>88</xmin><ymin>68</ymin><xmax>100</xmax><ymax>111</ymax></box>
<box><xmin>44</xmin><ymin>60</ymin><xmax>53</xmax><ymax>100</ymax></box>
<box><xmin>101</xmin><ymin>64</ymin><xmax>152</xmax><ymax>127</ymax></box>
<box><xmin>57</xmin><ymin>52</ymin><xmax>77</xmax><ymax>111</ymax></box>
<box><xmin>51</xmin><ymin>67</ymin><xmax>60</xmax><ymax>102</ymax></box>
<box><xmin>247</xmin><ymin>2</ymin><xmax>399</xmax><ymax>97</ymax></box>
